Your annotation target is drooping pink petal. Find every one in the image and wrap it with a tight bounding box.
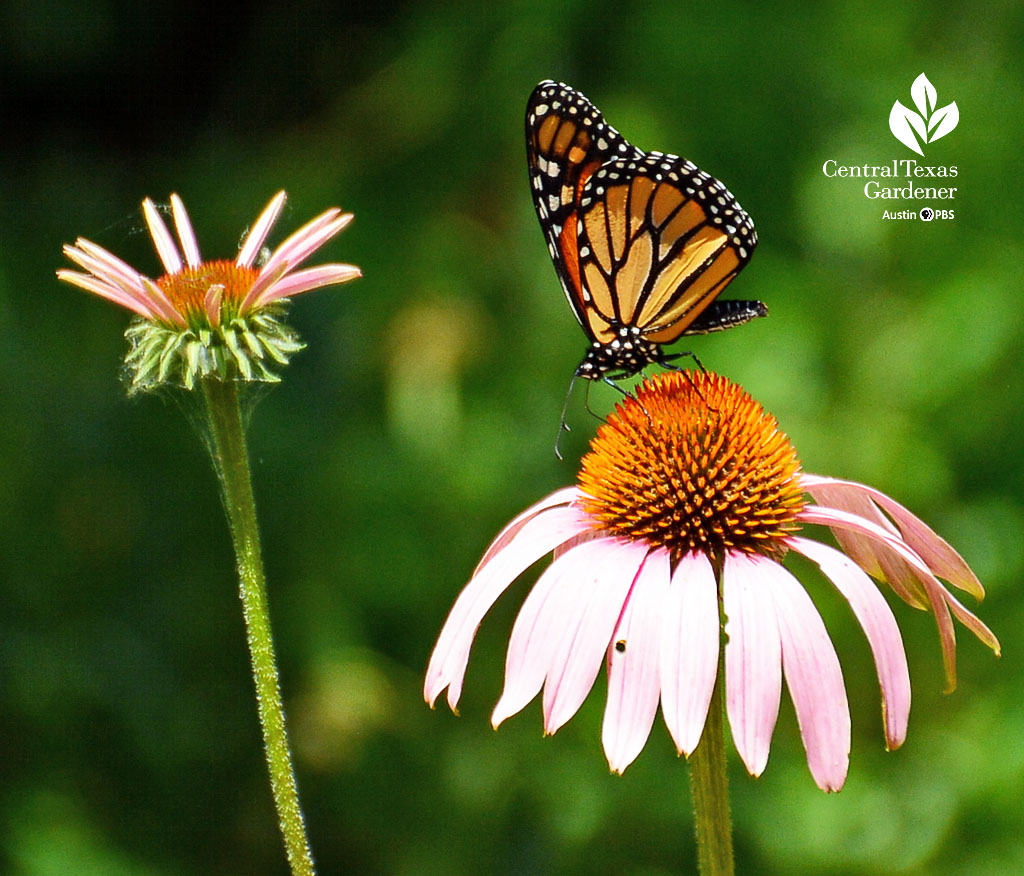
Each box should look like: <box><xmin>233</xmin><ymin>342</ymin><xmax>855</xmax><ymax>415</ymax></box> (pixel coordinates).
<box><xmin>252</xmin><ymin>264</ymin><xmax>362</xmax><ymax>306</ymax></box>
<box><xmin>801</xmin><ymin>476</ymin><xmax>927</xmax><ymax>609</ymax></box>
<box><xmin>55</xmin><ymin>269</ymin><xmax>157</xmax><ymax>319</ymax></box>
<box><xmin>789</xmin><ymin>536</ymin><xmax>911</xmax><ymax>750</ymax></box>
<box><xmin>237</xmin><ymin>190</ymin><xmax>287</xmax><ymax>268</ymax></box>
<box><xmin>802</xmin><ymin>474</ymin><xmax>984</xmax><ymax>600</ymax></box>
<box><xmin>552</xmin><ymin>526</ymin><xmax>602</xmax><ymax>561</ymax></box>
<box><xmin>872</xmin><ymin>500</ymin><xmax>984</xmax><ymax>600</ymax></box>
<box><xmin>476</xmin><ymin>487</ymin><xmax>581</xmax><ymax>575</ymax></box>
<box><xmin>491</xmin><ymin>540</ymin><xmax>601</xmax><ymax>727</ymax></box>
<box><xmin>542</xmin><ymin>538</ymin><xmax>650</xmax><ymax>735</ymax></box>
<box><xmin>723</xmin><ymin>551</ymin><xmax>782</xmax><ymax>777</ymax></box>
<box><xmin>799</xmin><ymin>505</ymin><xmax>966</xmax><ymax>691</ymax></box>
<box><xmin>424</xmin><ymin>505</ymin><xmax>592</xmax><ymax>711</ymax></box>
<box><xmin>259</xmin><ymin>209</ymin><xmax>352</xmax><ymax>280</ymax></box>
<box><xmin>170</xmin><ymin>194</ymin><xmax>201</xmax><ymax>267</ymax></box>
<box><xmin>942</xmin><ymin>587</ymin><xmax>1001</xmax><ymax>657</ymax></box>
<box><xmin>660</xmin><ymin>550</ymin><xmax>720</xmax><ymax>757</ymax></box>
<box><xmin>918</xmin><ymin>576</ymin><xmax>959</xmax><ymax>693</ymax></box>
<box><xmin>142</xmin><ymin>198</ymin><xmax>183</xmax><ymax>275</ymax></box>
<box><xmin>761</xmin><ymin>555</ymin><xmax>850</xmax><ymax>792</ymax></box>
<box><xmin>602</xmin><ymin>547</ymin><xmax>670</xmax><ymax>773</ymax></box>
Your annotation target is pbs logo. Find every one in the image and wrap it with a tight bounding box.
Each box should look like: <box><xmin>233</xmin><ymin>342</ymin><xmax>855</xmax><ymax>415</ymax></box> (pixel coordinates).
<box><xmin>920</xmin><ymin>207</ymin><xmax>935</xmax><ymax>222</ymax></box>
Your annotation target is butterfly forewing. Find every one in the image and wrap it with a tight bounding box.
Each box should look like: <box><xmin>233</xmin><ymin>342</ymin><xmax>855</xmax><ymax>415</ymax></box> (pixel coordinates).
<box><xmin>526</xmin><ymin>80</ymin><xmax>642</xmax><ymax>332</ymax></box>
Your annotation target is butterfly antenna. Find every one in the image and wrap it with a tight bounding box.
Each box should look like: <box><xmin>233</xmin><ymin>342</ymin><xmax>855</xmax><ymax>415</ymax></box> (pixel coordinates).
<box><xmin>555</xmin><ymin>371</ymin><xmax>581</xmax><ymax>461</ymax></box>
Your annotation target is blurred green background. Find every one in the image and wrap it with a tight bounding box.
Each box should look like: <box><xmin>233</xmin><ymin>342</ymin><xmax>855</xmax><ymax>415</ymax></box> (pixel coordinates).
<box><xmin>2</xmin><ymin>1</ymin><xmax>1022</xmax><ymax>873</ymax></box>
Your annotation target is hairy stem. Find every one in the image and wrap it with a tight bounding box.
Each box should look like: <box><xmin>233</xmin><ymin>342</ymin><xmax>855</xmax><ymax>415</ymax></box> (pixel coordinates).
<box><xmin>201</xmin><ymin>377</ymin><xmax>315</xmax><ymax>876</ymax></box>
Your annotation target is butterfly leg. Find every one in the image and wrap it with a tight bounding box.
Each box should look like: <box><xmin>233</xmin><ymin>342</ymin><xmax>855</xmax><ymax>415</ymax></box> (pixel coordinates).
<box><xmin>599</xmin><ymin>375</ymin><xmax>657</xmax><ymax>429</ymax></box>
<box><xmin>655</xmin><ymin>356</ymin><xmax>726</xmax><ymax>414</ymax></box>
<box><xmin>659</xmin><ymin>350</ymin><xmax>707</xmax><ymax>374</ymax></box>
<box><xmin>585</xmin><ymin>378</ymin><xmax>624</xmax><ymax>422</ymax></box>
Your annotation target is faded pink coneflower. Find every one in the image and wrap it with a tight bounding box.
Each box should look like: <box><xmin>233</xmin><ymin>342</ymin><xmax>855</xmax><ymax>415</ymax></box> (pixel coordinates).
<box><xmin>58</xmin><ymin>191</ymin><xmax>361</xmax><ymax>874</ymax></box>
<box><xmin>58</xmin><ymin>191</ymin><xmax>360</xmax><ymax>392</ymax></box>
<box><xmin>425</xmin><ymin>371</ymin><xmax>999</xmax><ymax>791</ymax></box>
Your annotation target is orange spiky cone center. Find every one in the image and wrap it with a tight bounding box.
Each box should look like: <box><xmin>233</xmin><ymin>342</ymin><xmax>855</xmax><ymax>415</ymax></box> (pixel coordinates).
<box><xmin>578</xmin><ymin>371</ymin><xmax>805</xmax><ymax>562</ymax></box>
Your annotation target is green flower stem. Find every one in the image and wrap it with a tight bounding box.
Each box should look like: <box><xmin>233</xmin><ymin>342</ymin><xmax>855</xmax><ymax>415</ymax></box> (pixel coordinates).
<box><xmin>688</xmin><ymin>646</ymin><xmax>733</xmax><ymax>876</ymax></box>
<box><xmin>201</xmin><ymin>376</ymin><xmax>315</xmax><ymax>876</ymax></box>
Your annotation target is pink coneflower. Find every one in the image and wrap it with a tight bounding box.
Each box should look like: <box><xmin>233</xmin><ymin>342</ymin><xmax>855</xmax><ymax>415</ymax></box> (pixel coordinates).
<box><xmin>58</xmin><ymin>191</ymin><xmax>360</xmax><ymax>391</ymax></box>
<box><xmin>425</xmin><ymin>371</ymin><xmax>999</xmax><ymax>791</ymax></box>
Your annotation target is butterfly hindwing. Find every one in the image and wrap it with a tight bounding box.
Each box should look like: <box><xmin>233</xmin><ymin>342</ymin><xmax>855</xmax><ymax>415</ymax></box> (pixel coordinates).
<box><xmin>575</xmin><ymin>153</ymin><xmax>757</xmax><ymax>346</ymax></box>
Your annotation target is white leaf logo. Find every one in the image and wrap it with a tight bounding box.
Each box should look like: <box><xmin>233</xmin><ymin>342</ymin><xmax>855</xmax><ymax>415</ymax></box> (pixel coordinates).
<box><xmin>889</xmin><ymin>73</ymin><xmax>958</xmax><ymax>154</ymax></box>
<box><xmin>910</xmin><ymin>73</ymin><xmax>937</xmax><ymax>117</ymax></box>
<box><xmin>889</xmin><ymin>101</ymin><xmax>927</xmax><ymax>155</ymax></box>
<box><xmin>928</xmin><ymin>102</ymin><xmax>959</xmax><ymax>141</ymax></box>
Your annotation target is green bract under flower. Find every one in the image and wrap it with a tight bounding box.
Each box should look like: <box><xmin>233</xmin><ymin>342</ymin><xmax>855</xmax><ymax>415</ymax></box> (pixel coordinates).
<box><xmin>124</xmin><ymin>304</ymin><xmax>304</xmax><ymax>393</ymax></box>
<box><xmin>58</xmin><ymin>191</ymin><xmax>360</xmax><ymax>393</ymax></box>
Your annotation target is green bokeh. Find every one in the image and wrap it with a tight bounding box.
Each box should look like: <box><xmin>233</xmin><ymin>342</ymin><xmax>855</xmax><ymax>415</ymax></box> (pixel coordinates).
<box><xmin>2</xmin><ymin>2</ymin><xmax>1022</xmax><ymax>873</ymax></box>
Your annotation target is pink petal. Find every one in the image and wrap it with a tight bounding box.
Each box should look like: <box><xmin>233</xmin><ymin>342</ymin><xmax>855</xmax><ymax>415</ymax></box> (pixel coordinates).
<box><xmin>423</xmin><ymin>505</ymin><xmax>592</xmax><ymax>711</ymax></box>
<box><xmin>170</xmin><ymin>194</ymin><xmax>201</xmax><ymax>267</ymax></box>
<box><xmin>65</xmin><ymin>239</ymin><xmax>149</xmax><ymax>300</ymax></box>
<box><xmin>723</xmin><ymin>551</ymin><xmax>782</xmax><ymax>778</ymax></box>
<box><xmin>602</xmin><ymin>548</ymin><xmax>670</xmax><ymax>773</ymax></box>
<box><xmin>943</xmin><ymin>587</ymin><xmax>1001</xmax><ymax>658</ymax></box>
<box><xmin>491</xmin><ymin>541</ymin><xmax>601</xmax><ymax>727</ymax></box>
<box><xmin>142</xmin><ymin>198</ymin><xmax>183</xmax><ymax>275</ymax></box>
<box><xmin>542</xmin><ymin>538</ymin><xmax>650</xmax><ymax>734</ymax></box>
<box><xmin>799</xmin><ymin>505</ymin><xmax>971</xmax><ymax>691</ymax></box>
<box><xmin>252</xmin><ymin>263</ymin><xmax>362</xmax><ymax>307</ymax></box>
<box><xmin>802</xmin><ymin>474</ymin><xmax>984</xmax><ymax>600</ymax></box>
<box><xmin>239</xmin><ymin>262</ymin><xmax>289</xmax><ymax>313</ymax></box>
<box><xmin>917</xmin><ymin>577</ymin><xmax>960</xmax><ymax>693</ymax></box>
<box><xmin>237</xmin><ymin>190</ymin><xmax>287</xmax><ymax>268</ymax></box>
<box><xmin>476</xmin><ymin>487</ymin><xmax>581</xmax><ymax>575</ymax></box>
<box><xmin>55</xmin><ymin>269</ymin><xmax>157</xmax><ymax>319</ymax></box>
<box><xmin>259</xmin><ymin>209</ymin><xmax>352</xmax><ymax>279</ymax></box>
<box><xmin>660</xmin><ymin>550</ymin><xmax>720</xmax><ymax>756</ymax></box>
<box><xmin>204</xmin><ymin>284</ymin><xmax>224</xmax><ymax>326</ymax></box>
<box><xmin>553</xmin><ymin>496</ymin><xmax>604</xmax><ymax>561</ymax></box>
<box><xmin>63</xmin><ymin>240</ymin><xmax>165</xmax><ymax>319</ymax></box>
<box><xmin>139</xmin><ymin>277</ymin><xmax>187</xmax><ymax>326</ymax></box>
<box><xmin>789</xmin><ymin>536</ymin><xmax>910</xmax><ymax>750</ymax></box>
<box><xmin>801</xmin><ymin>476</ymin><xmax>927</xmax><ymax>609</ymax></box>
<box><xmin>761</xmin><ymin>556</ymin><xmax>850</xmax><ymax>792</ymax></box>
<box><xmin>871</xmin><ymin>498</ymin><xmax>983</xmax><ymax>600</ymax></box>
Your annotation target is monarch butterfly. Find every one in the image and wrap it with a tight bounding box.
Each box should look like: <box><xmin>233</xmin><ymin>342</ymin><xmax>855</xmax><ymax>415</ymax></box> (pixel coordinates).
<box><xmin>526</xmin><ymin>80</ymin><xmax>766</xmax><ymax>381</ymax></box>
